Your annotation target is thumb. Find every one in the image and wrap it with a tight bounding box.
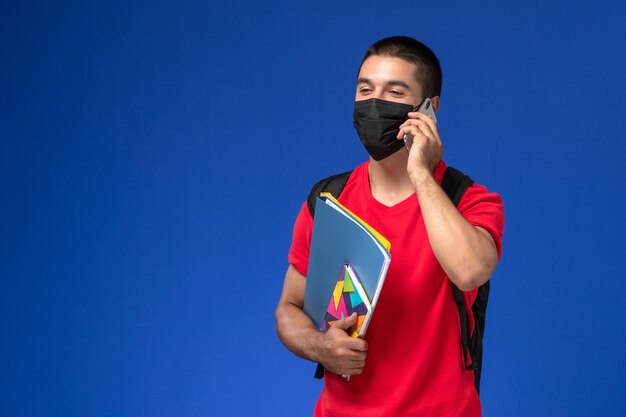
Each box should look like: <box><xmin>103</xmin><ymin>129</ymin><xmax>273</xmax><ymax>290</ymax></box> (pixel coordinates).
<box><xmin>331</xmin><ymin>313</ymin><xmax>358</xmax><ymax>331</ymax></box>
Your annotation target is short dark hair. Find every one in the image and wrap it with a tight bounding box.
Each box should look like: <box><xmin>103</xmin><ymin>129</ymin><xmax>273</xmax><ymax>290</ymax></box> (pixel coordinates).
<box><xmin>359</xmin><ymin>36</ymin><xmax>443</xmax><ymax>98</ymax></box>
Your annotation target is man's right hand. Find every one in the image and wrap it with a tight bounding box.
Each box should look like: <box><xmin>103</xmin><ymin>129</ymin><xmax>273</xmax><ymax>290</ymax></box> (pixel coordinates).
<box><xmin>275</xmin><ymin>266</ymin><xmax>368</xmax><ymax>377</ymax></box>
<box><xmin>315</xmin><ymin>312</ymin><xmax>369</xmax><ymax>376</ymax></box>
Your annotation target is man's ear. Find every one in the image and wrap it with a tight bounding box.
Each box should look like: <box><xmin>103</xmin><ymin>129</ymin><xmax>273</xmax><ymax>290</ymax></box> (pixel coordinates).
<box><xmin>430</xmin><ymin>96</ymin><xmax>441</xmax><ymax>113</ymax></box>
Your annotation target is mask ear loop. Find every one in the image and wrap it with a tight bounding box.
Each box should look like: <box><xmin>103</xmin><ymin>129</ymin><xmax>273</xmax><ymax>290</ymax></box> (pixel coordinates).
<box><xmin>411</xmin><ymin>98</ymin><xmax>426</xmax><ymax>113</ymax></box>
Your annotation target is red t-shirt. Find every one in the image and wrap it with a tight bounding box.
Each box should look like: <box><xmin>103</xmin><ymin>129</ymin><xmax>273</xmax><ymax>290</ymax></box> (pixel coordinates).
<box><xmin>288</xmin><ymin>160</ymin><xmax>504</xmax><ymax>417</ymax></box>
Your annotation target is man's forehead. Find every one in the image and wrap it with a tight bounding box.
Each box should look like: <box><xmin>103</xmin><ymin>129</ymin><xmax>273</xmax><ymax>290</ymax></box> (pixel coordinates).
<box><xmin>357</xmin><ymin>56</ymin><xmax>421</xmax><ymax>89</ymax></box>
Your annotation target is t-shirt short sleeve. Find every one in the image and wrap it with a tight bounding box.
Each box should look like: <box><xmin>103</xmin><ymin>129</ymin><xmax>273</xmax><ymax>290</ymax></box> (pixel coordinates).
<box><xmin>287</xmin><ymin>201</ymin><xmax>314</xmax><ymax>277</ymax></box>
<box><xmin>457</xmin><ymin>182</ymin><xmax>505</xmax><ymax>259</ymax></box>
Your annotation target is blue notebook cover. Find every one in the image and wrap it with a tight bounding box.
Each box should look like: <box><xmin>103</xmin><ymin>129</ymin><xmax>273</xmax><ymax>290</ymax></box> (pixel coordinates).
<box><xmin>303</xmin><ymin>196</ymin><xmax>391</xmax><ymax>336</ymax></box>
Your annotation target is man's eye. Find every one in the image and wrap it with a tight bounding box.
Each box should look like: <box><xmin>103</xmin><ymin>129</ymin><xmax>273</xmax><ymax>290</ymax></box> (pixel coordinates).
<box><xmin>359</xmin><ymin>88</ymin><xmax>372</xmax><ymax>94</ymax></box>
<box><xmin>389</xmin><ymin>90</ymin><xmax>404</xmax><ymax>96</ymax></box>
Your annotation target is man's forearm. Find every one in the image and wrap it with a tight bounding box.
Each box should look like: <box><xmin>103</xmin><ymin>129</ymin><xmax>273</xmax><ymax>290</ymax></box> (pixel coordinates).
<box><xmin>411</xmin><ymin>171</ymin><xmax>498</xmax><ymax>291</ymax></box>
<box><xmin>275</xmin><ymin>301</ymin><xmax>324</xmax><ymax>363</ymax></box>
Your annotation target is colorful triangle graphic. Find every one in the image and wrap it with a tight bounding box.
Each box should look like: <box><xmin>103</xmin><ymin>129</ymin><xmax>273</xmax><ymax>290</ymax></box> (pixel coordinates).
<box><xmin>343</xmin><ymin>273</ymin><xmax>355</xmax><ymax>293</ymax></box>
<box><xmin>349</xmin><ymin>290</ymin><xmax>363</xmax><ymax>307</ymax></box>
<box><xmin>333</xmin><ymin>281</ymin><xmax>344</xmax><ymax>310</ymax></box>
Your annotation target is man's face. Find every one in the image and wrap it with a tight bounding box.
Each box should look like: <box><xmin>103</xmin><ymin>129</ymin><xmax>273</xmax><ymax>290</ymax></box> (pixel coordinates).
<box><xmin>355</xmin><ymin>55</ymin><xmax>424</xmax><ymax>107</ymax></box>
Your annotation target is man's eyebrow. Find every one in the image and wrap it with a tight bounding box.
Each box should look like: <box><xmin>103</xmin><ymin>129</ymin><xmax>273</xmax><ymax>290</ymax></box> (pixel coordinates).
<box><xmin>356</xmin><ymin>78</ymin><xmax>411</xmax><ymax>89</ymax></box>
<box><xmin>386</xmin><ymin>80</ymin><xmax>411</xmax><ymax>89</ymax></box>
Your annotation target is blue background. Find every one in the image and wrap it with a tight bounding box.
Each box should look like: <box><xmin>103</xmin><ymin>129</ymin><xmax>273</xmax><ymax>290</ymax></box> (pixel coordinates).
<box><xmin>2</xmin><ymin>1</ymin><xmax>626</xmax><ymax>416</ymax></box>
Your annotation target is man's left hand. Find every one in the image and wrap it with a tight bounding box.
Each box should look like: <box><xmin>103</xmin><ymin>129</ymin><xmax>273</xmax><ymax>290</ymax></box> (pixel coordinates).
<box><xmin>397</xmin><ymin>111</ymin><xmax>443</xmax><ymax>183</ymax></box>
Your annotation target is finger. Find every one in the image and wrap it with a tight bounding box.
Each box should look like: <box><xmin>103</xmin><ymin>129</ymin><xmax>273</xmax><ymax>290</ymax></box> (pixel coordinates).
<box><xmin>332</xmin><ymin>350</ymin><xmax>367</xmax><ymax>374</ymax></box>
<box><xmin>337</xmin><ymin>356</ymin><xmax>366</xmax><ymax>369</ymax></box>
<box><xmin>345</xmin><ymin>337</ymin><xmax>368</xmax><ymax>352</ymax></box>
<box><xmin>405</xmin><ymin>109</ymin><xmax>428</xmax><ymax>120</ymax></box>
<box><xmin>412</xmin><ymin>120</ymin><xmax>436</xmax><ymax>142</ymax></box>
<box><xmin>343</xmin><ymin>363</ymin><xmax>366</xmax><ymax>375</ymax></box>
<box><xmin>345</xmin><ymin>364</ymin><xmax>365</xmax><ymax>373</ymax></box>
<box><xmin>405</xmin><ymin>119</ymin><xmax>441</xmax><ymax>150</ymax></box>
<box><xmin>335</xmin><ymin>344</ymin><xmax>367</xmax><ymax>360</ymax></box>
<box><xmin>418</xmin><ymin>121</ymin><xmax>441</xmax><ymax>144</ymax></box>
<box><xmin>400</xmin><ymin>118</ymin><xmax>434</xmax><ymax>134</ymax></box>
<box><xmin>329</xmin><ymin>331</ymin><xmax>368</xmax><ymax>353</ymax></box>
<box><xmin>331</xmin><ymin>313</ymin><xmax>358</xmax><ymax>331</ymax></box>
<box><xmin>343</xmin><ymin>354</ymin><xmax>366</xmax><ymax>364</ymax></box>
<box><xmin>408</xmin><ymin>110</ymin><xmax>436</xmax><ymax>123</ymax></box>
<box><xmin>398</xmin><ymin>125</ymin><xmax>428</xmax><ymax>142</ymax></box>
<box><xmin>407</xmin><ymin>116</ymin><xmax>436</xmax><ymax>137</ymax></box>
<box><xmin>398</xmin><ymin>117</ymin><xmax>430</xmax><ymax>131</ymax></box>
<box><xmin>341</xmin><ymin>341</ymin><xmax>368</xmax><ymax>356</ymax></box>
<box><xmin>347</xmin><ymin>350</ymin><xmax>367</xmax><ymax>361</ymax></box>
<box><xmin>409</xmin><ymin>112</ymin><xmax>440</xmax><ymax>140</ymax></box>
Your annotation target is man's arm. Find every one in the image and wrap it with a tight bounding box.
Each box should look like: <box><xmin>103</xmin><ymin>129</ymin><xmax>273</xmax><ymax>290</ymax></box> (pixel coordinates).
<box><xmin>398</xmin><ymin>111</ymin><xmax>499</xmax><ymax>291</ymax></box>
<box><xmin>412</xmin><ymin>174</ymin><xmax>499</xmax><ymax>291</ymax></box>
<box><xmin>275</xmin><ymin>265</ymin><xmax>368</xmax><ymax>375</ymax></box>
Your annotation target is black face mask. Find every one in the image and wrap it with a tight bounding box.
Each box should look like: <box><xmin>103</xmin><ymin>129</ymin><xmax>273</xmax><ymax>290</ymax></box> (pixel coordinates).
<box><xmin>353</xmin><ymin>98</ymin><xmax>414</xmax><ymax>161</ymax></box>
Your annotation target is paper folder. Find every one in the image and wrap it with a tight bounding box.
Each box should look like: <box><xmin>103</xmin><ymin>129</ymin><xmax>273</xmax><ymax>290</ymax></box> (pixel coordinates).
<box><xmin>303</xmin><ymin>194</ymin><xmax>391</xmax><ymax>337</ymax></box>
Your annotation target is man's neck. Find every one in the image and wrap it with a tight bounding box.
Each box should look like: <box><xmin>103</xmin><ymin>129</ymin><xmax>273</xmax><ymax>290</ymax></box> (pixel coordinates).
<box><xmin>367</xmin><ymin>150</ymin><xmax>416</xmax><ymax>207</ymax></box>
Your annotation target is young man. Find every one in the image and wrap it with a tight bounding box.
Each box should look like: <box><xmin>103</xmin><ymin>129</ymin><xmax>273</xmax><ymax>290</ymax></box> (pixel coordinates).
<box><xmin>275</xmin><ymin>36</ymin><xmax>504</xmax><ymax>417</ymax></box>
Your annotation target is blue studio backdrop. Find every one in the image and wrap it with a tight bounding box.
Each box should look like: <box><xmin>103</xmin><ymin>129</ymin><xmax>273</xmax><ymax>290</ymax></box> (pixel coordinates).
<box><xmin>2</xmin><ymin>1</ymin><xmax>626</xmax><ymax>416</ymax></box>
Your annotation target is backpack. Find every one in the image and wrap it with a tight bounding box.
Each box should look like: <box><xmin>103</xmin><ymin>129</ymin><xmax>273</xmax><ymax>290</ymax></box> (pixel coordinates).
<box><xmin>307</xmin><ymin>167</ymin><xmax>489</xmax><ymax>395</ymax></box>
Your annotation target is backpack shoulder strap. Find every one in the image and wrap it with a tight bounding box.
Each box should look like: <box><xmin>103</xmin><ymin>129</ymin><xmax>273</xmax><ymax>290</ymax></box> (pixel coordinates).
<box><xmin>441</xmin><ymin>166</ymin><xmax>474</xmax><ymax>206</ymax></box>
<box><xmin>306</xmin><ymin>170</ymin><xmax>353</xmax><ymax>217</ymax></box>
<box><xmin>441</xmin><ymin>166</ymin><xmax>487</xmax><ymax>394</ymax></box>
<box><xmin>469</xmin><ymin>279</ymin><xmax>490</xmax><ymax>394</ymax></box>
